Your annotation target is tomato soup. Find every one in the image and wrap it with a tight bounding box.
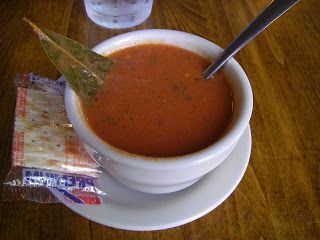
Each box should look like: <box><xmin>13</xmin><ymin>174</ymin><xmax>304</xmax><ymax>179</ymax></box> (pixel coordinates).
<box><xmin>81</xmin><ymin>44</ymin><xmax>234</xmax><ymax>157</ymax></box>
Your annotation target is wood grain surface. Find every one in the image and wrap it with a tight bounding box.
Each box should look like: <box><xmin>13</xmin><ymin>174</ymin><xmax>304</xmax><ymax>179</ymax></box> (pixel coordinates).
<box><xmin>0</xmin><ymin>0</ymin><xmax>319</xmax><ymax>239</ymax></box>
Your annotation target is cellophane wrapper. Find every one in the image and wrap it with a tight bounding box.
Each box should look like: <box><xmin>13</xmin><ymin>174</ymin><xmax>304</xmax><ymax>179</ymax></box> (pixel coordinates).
<box><xmin>3</xmin><ymin>73</ymin><xmax>106</xmax><ymax>204</ymax></box>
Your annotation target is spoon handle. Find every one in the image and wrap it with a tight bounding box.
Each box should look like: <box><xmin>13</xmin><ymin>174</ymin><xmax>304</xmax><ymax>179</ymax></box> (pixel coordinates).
<box><xmin>203</xmin><ymin>0</ymin><xmax>299</xmax><ymax>79</ymax></box>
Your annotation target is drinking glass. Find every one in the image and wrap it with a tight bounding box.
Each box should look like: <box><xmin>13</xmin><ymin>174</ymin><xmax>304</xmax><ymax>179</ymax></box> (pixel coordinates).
<box><xmin>84</xmin><ymin>0</ymin><xmax>153</xmax><ymax>29</ymax></box>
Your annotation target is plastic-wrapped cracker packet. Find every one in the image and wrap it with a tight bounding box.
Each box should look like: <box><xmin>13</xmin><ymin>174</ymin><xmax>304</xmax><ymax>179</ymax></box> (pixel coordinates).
<box><xmin>3</xmin><ymin>73</ymin><xmax>105</xmax><ymax>204</ymax></box>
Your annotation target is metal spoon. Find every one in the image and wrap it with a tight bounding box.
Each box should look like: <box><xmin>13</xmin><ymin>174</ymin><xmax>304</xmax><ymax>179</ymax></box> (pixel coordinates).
<box><xmin>203</xmin><ymin>0</ymin><xmax>300</xmax><ymax>79</ymax></box>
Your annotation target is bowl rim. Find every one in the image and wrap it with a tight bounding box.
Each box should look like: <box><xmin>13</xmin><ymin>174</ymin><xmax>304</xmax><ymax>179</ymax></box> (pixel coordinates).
<box><xmin>64</xmin><ymin>29</ymin><xmax>253</xmax><ymax>170</ymax></box>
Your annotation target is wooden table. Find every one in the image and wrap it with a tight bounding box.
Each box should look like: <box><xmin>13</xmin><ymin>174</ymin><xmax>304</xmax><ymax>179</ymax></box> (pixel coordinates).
<box><xmin>0</xmin><ymin>0</ymin><xmax>319</xmax><ymax>239</ymax></box>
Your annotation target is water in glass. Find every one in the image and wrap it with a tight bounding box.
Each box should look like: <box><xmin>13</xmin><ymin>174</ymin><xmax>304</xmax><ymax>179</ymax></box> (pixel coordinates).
<box><xmin>84</xmin><ymin>0</ymin><xmax>153</xmax><ymax>29</ymax></box>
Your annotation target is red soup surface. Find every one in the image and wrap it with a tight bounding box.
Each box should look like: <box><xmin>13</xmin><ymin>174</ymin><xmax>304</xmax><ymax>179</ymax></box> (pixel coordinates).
<box><xmin>81</xmin><ymin>44</ymin><xmax>234</xmax><ymax>157</ymax></box>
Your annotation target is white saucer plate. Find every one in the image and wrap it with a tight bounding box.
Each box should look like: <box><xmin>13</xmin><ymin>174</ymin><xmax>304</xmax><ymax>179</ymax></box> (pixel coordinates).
<box><xmin>51</xmin><ymin>126</ymin><xmax>251</xmax><ymax>231</ymax></box>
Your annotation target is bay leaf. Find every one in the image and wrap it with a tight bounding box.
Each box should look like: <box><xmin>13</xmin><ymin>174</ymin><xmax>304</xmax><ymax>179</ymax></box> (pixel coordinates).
<box><xmin>23</xmin><ymin>17</ymin><xmax>114</xmax><ymax>105</ymax></box>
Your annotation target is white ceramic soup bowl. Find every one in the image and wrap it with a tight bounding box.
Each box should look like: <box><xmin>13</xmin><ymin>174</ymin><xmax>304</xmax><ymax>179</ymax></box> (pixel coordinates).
<box><xmin>65</xmin><ymin>29</ymin><xmax>253</xmax><ymax>194</ymax></box>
